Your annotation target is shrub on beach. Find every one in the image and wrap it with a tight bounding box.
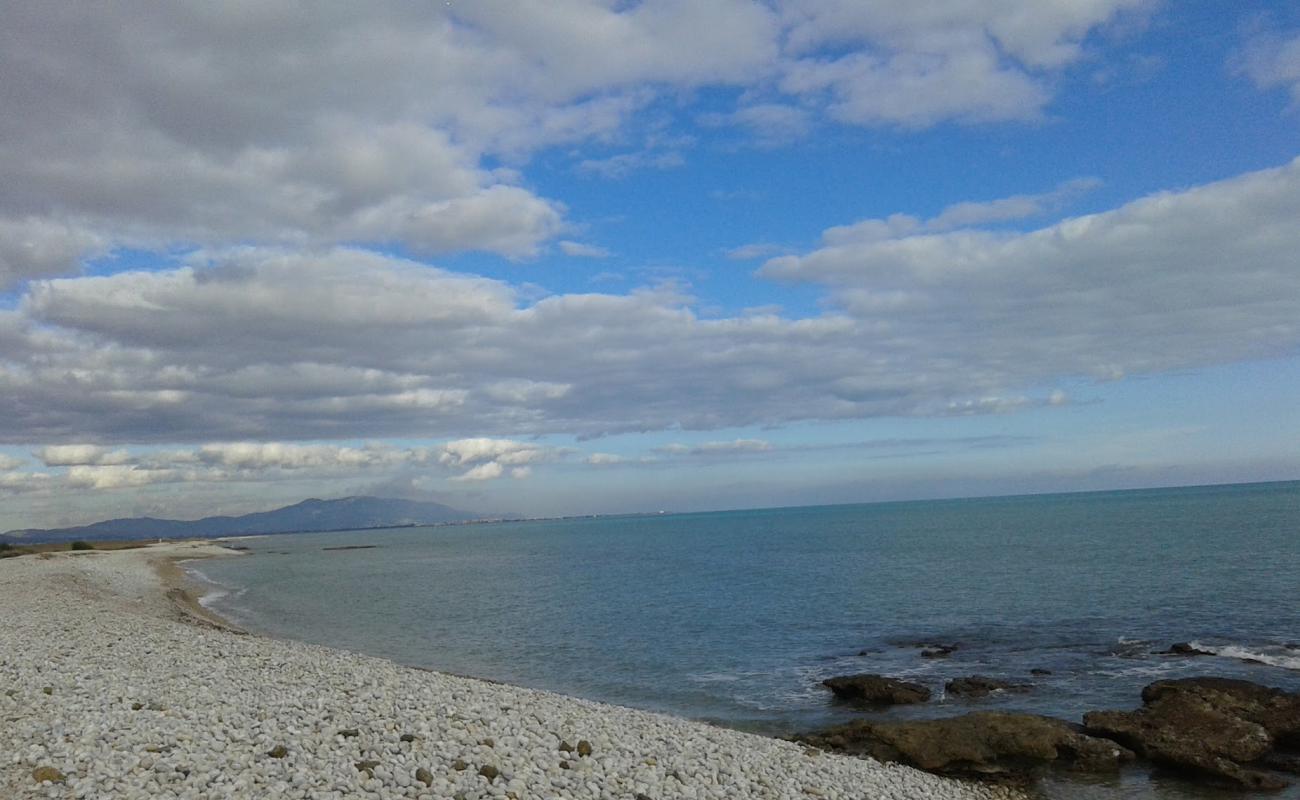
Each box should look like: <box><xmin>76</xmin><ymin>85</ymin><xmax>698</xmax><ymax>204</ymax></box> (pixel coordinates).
<box><xmin>69</xmin><ymin>541</ymin><xmax>94</xmax><ymax>551</ymax></box>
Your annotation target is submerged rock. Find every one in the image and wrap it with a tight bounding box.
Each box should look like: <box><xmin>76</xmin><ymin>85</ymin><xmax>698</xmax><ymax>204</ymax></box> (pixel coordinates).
<box><xmin>797</xmin><ymin>712</ymin><xmax>1132</xmax><ymax>778</ymax></box>
<box><xmin>1156</xmin><ymin>643</ymin><xmax>1214</xmax><ymax>657</ymax></box>
<box><xmin>921</xmin><ymin>644</ymin><xmax>959</xmax><ymax>659</ymax></box>
<box><xmin>1084</xmin><ymin>677</ymin><xmax>1300</xmax><ymax>790</ymax></box>
<box><xmin>822</xmin><ymin>673</ymin><xmax>931</xmax><ymax>705</ymax></box>
<box><xmin>945</xmin><ymin>676</ymin><xmax>1030</xmax><ymax>698</ymax></box>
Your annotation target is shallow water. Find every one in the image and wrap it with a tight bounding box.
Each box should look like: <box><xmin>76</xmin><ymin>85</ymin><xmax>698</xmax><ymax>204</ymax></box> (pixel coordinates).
<box><xmin>196</xmin><ymin>480</ymin><xmax>1300</xmax><ymax>798</ymax></box>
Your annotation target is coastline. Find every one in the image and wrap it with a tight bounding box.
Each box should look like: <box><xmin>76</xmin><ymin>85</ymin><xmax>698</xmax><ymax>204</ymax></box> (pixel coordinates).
<box><xmin>0</xmin><ymin>543</ymin><xmax>1017</xmax><ymax>800</ymax></box>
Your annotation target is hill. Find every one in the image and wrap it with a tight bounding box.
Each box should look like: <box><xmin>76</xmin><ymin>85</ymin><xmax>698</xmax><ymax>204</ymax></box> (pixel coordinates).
<box><xmin>2</xmin><ymin>496</ymin><xmax>481</xmax><ymax>543</ymax></box>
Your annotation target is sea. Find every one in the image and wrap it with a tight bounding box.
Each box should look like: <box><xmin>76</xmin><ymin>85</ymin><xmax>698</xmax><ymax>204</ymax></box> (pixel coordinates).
<box><xmin>192</xmin><ymin>480</ymin><xmax>1300</xmax><ymax>799</ymax></box>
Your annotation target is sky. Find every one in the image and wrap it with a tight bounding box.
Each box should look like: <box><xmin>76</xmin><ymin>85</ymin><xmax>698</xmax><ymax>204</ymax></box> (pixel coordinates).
<box><xmin>2</xmin><ymin>1</ymin><xmax>1299</xmax><ymax>531</ymax></box>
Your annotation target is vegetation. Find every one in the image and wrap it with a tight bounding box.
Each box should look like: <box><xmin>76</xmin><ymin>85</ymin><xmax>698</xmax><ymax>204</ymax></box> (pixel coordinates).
<box><xmin>69</xmin><ymin>541</ymin><xmax>94</xmax><ymax>551</ymax></box>
<box><xmin>0</xmin><ymin>542</ymin><xmax>32</xmax><ymax>558</ymax></box>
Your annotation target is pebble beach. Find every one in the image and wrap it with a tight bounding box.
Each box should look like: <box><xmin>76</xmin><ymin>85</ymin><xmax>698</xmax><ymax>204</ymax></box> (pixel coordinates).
<box><xmin>0</xmin><ymin>543</ymin><xmax>1018</xmax><ymax>800</ymax></box>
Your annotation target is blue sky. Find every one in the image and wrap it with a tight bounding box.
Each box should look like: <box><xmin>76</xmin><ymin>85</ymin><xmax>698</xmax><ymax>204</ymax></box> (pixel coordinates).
<box><xmin>1</xmin><ymin>1</ymin><xmax>1298</xmax><ymax>530</ymax></box>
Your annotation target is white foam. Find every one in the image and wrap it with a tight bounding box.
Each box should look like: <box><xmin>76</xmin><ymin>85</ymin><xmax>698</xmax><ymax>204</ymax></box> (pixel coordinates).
<box><xmin>1190</xmin><ymin>641</ymin><xmax>1300</xmax><ymax>671</ymax></box>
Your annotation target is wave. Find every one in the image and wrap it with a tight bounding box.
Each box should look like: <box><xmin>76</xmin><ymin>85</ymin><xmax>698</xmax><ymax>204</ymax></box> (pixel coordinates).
<box><xmin>1189</xmin><ymin>642</ymin><xmax>1300</xmax><ymax>671</ymax></box>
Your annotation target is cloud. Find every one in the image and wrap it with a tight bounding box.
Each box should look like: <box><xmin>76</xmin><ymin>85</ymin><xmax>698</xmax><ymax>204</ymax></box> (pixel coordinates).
<box><xmin>0</xmin><ymin>1</ymin><xmax>1160</xmax><ymax>290</ymax></box>
<box><xmin>656</xmin><ymin>439</ymin><xmax>773</xmax><ymax>456</ymax></box>
<box><xmin>1236</xmin><ymin>24</ymin><xmax>1300</xmax><ymax>104</ymax></box>
<box><xmin>37</xmin><ymin>445</ymin><xmax>133</xmax><ymax>467</ymax></box>
<box><xmin>764</xmin><ymin>157</ymin><xmax>1300</xmax><ymax>393</ymax></box>
<box><xmin>587</xmin><ymin>453</ymin><xmax>627</xmax><ymax>465</ymax></box>
<box><xmin>819</xmin><ymin>177</ymin><xmax>1099</xmax><ymax>244</ymax></box>
<box><xmin>699</xmin><ymin>103</ymin><xmax>813</xmax><ymax>146</ymax></box>
<box><xmin>776</xmin><ymin>0</ymin><xmax>1151</xmax><ymax>127</ymax></box>
<box><xmin>0</xmin><ymin>454</ymin><xmax>24</xmax><ymax>471</ymax></box>
<box><xmin>577</xmin><ymin>150</ymin><xmax>686</xmax><ymax>179</ymax></box>
<box><xmin>559</xmin><ymin>241</ymin><xmax>613</xmax><ymax>258</ymax></box>
<box><xmin>451</xmin><ymin>461</ymin><xmax>505</xmax><ymax>482</ymax></box>
<box><xmin>3</xmin><ymin>161</ymin><xmax>1297</xmax><ymax>447</ymax></box>
<box><xmin>726</xmin><ymin>243</ymin><xmax>789</xmax><ymax>261</ymax></box>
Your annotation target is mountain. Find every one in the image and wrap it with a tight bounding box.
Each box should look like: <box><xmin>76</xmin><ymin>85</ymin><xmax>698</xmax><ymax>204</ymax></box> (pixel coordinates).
<box><xmin>2</xmin><ymin>496</ymin><xmax>482</xmax><ymax>543</ymax></box>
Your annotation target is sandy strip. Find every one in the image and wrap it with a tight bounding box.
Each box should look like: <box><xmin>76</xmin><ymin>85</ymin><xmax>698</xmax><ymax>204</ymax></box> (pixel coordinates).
<box><xmin>0</xmin><ymin>544</ymin><xmax>1019</xmax><ymax>800</ymax></box>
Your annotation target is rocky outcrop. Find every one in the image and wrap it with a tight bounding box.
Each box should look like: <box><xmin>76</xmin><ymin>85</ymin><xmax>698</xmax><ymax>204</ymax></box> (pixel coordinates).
<box><xmin>821</xmin><ymin>674</ymin><xmax>931</xmax><ymax>705</ymax></box>
<box><xmin>945</xmin><ymin>676</ymin><xmax>1030</xmax><ymax>698</ymax></box>
<box><xmin>1156</xmin><ymin>642</ymin><xmax>1214</xmax><ymax>656</ymax></box>
<box><xmin>797</xmin><ymin>712</ymin><xmax>1133</xmax><ymax>779</ymax></box>
<box><xmin>1084</xmin><ymin>678</ymin><xmax>1300</xmax><ymax>790</ymax></box>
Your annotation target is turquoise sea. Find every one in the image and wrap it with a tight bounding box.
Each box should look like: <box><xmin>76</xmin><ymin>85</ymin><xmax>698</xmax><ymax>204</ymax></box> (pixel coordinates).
<box><xmin>194</xmin><ymin>481</ymin><xmax>1300</xmax><ymax>798</ymax></box>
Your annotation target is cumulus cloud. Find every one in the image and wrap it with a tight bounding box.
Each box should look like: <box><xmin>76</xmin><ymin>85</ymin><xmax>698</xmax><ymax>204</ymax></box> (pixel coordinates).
<box><xmin>764</xmin><ymin>157</ymin><xmax>1300</xmax><ymax>391</ymax></box>
<box><xmin>0</xmin><ymin>1</ymin><xmax>1159</xmax><ymax>289</ymax></box>
<box><xmin>0</xmin><ymin>454</ymin><xmax>24</xmax><ymax>471</ymax></box>
<box><xmin>776</xmin><ymin>0</ymin><xmax>1151</xmax><ymax>126</ymax></box>
<box><xmin>2</xmin><ymin>158</ymin><xmax>1299</xmax><ymax>447</ymax></box>
<box><xmin>587</xmin><ymin>453</ymin><xmax>628</xmax><ymax>465</ymax></box>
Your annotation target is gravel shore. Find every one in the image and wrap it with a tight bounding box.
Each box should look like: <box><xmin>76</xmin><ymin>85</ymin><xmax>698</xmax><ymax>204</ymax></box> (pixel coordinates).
<box><xmin>1</xmin><ymin>543</ymin><xmax>1018</xmax><ymax>800</ymax></box>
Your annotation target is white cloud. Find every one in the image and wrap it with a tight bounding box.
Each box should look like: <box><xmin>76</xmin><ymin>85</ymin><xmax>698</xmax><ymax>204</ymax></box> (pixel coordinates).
<box><xmin>656</xmin><ymin>439</ymin><xmax>773</xmax><ymax>456</ymax></box>
<box><xmin>726</xmin><ymin>243</ymin><xmax>789</xmax><ymax>261</ymax></box>
<box><xmin>559</xmin><ymin>241</ymin><xmax>613</xmax><ymax>258</ymax></box>
<box><xmin>37</xmin><ymin>445</ymin><xmax>133</xmax><ymax>467</ymax></box>
<box><xmin>776</xmin><ymin>0</ymin><xmax>1151</xmax><ymax>127</ymax></box>
<box><xmin>451</xmin><ymin>461</ymin><xmax>505</xmax><ymax>482</ymax></box>
<box><xmin>510</xmin><ymin>466</ymin><xmax>533</xmax><ymax>479</ymax></box>
<box><xmin>699</xmin><ymin>103</ymin><xmax>813</xmax><ymax>146</ymax></box>
<box><xmin>0</xmin><ymin>454</ymin><xmax>24</xmax><ymax>471</ymax></box>
<box><xmin>587</xmin><ymin>453</ymin><xmax>627</xmax><ymax>465</ymax></box>
<box><xmin>764</xmin><ymin>157</ymin><xmax>1300</xmax><ymax>392</ymax></box>
<box><xmin>578</xmin><ymin>150</ymin><xmax>686</xmax><ymax>179</ymax></box>
<box><xmin>2</xmin><ymin>162</ymin><xmax>1297</xmax><ymax>448</ymax></box>
<box><xmin>1236</xmin><ymin>25</ymin><xmax>1300</xmax><ymax>104</ymax></box>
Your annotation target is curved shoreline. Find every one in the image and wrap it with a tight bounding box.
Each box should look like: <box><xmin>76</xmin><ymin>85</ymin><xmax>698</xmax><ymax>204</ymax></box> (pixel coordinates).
<box><xmin>1</xmin><ymin>543</ymin><xmax>1019</xmax><ymax>799</ymax></box>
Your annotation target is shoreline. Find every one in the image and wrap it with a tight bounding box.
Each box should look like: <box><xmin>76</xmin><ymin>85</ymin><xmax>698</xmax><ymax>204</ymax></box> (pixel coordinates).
<box><xmin>1</xmin><ymin>543</ymin><xmax>1017</xmax><ymax>799</ymax></box>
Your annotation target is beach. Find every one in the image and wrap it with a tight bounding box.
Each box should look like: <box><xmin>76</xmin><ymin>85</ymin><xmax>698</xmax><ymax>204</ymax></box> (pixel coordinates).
<box><xmin>0</xmin><ymin>543</ymin><xmax>1015</xmax><ymax>800</ymax></box>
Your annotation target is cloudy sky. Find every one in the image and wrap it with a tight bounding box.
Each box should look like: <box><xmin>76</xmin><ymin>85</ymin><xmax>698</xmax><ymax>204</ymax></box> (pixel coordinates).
<box><xmin>2</xmin><ymin>1</ymin><xmax>1299</xmax><ymax>530</ymax></box>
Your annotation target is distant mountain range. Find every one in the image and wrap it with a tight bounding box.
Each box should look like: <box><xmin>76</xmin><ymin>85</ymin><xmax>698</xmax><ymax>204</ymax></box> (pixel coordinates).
<box><xmin>2</xmin><ymin>496</ymin><xmax>485</xmax><ymax>543</ymax></box>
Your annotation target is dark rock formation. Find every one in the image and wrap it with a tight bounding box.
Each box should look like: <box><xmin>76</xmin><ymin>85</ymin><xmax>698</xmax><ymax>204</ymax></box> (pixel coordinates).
<box><xmin>1030</xmin><ymin>668</ymin><xmax>1053</xmax><ymax>676</ymax></box>
<box><xmin>822</xmin><ymin>673</ymin><xmax>931</xmax><ymax>705</ymax></box>
<box><xmin>1156</xmin><ymin>642</ymin><xmax>1214</xmax><ymax>657</ymax></box>
<box><xmin>796</xmin><ymin>712</ymin><xmax>1133</xmax><ymax>778</ymax></box>
<box><xmin>1084</xmin><ymin>677</ymin><xmax>1300</xmax><ymax>790</ymax></box>
<box><xmin>945</xmin><ymin>676</ymin><xmax>1030</xmax><ymax>698</ymax></box>
<box><xmin>920</xmin><ymin>644</ymin><xmax>958</xmax><ymax>659</ymax></box>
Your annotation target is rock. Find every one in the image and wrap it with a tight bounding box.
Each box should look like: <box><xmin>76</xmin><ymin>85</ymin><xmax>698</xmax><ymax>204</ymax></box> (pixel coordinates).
<box><xmin>415</xmin><ymin>766</ymin><xmax>434</xmax><ymax>786</ymax></box>
<box><xmin>479</xmin><ymin>737</ymin><xmax>495</xmax><ymax>747</ymax></box>
<box><xmin>479</xmin><ymin>764</ymin><xmax>499</xmax><ymax>782</ymax></box>
<box><xmin>267</xmin><ymin>745</ymin><xmax>289</xmax><ymax>758</ymax></box>
<box><xmin>920</xmin><ymin>645</ymin><xmax>958</xmax><ymax>659</ymax></box>
<box><xmin>1030</xmin><ymin>669</ymin><xmax>1052</xmax><ymax>676</ymax></box>
<box><xmin>945</xmin><ymin>676</ymin><xmax>1030</xmax><ymax>698</ymax></box>
<box><xmin>400</xmin><ymin>733</ymin><xmax>416</xmax><ymax>742</ymax></box>
<box><xmin>797</xmin><ymin>712</ymin><xmax>1132</xmax><ymax>778</ymax></box>
<box><xmin>355</xmin><ymin>759</ymin><xmax>380</xmax><ymax>777</ymax></box>
<box><xmin>576</xmin><ymin>739</ymin><xmax>593</xmax><ymax>757</ymax></box>
<box><xmin>131</xmin><ymin>701</ymin><xmax>144</xmax><ymax>710</ymax></box>
<box><xmin>1084</xmin><ymin>677</ymin><xmax>1300</xmax><ymax>789</ymax></box>
<box><xmin>822</xmin><ymin>673</ymin><xmax>931</xmax><ymax>705</ymax></box>
<box><xmin>1157</xmin><ymin>642</ymin><xmax>1214</xmax><ymax>657</ymax></box>
<box><xmin>559</xmin><ymin>760</ymin><xmax>570</xmax><ymax>769</ymax></box>
<box><xmin>41</xmin><ymin>686</ymin><xmax>52</xmax><ymax>695</ymax></box>
<box><xmin>337</xmin><ymin>728</ymin><xmax>360</xmax><ymax>738</ymax></box>
<box><xmin>558</xmin><ymin>740</ymin><xmax>573</xmax><ymax>752</ymax></box>
<box><xmin>451</xmin><ymin>759</ymin><xmax>468</xmax><ymax>771</ymax></box>
<box><xmin>31</xmin><ymin>766</ymin><xmax>66</xmax><ymax>784</ymax></box>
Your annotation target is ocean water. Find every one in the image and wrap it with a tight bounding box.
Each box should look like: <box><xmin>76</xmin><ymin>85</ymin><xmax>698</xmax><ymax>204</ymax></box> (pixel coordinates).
<box><xmin>194</xmin><ymin>481</ymin><xmax>1300</xmax><ymax>798</ymax></box>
